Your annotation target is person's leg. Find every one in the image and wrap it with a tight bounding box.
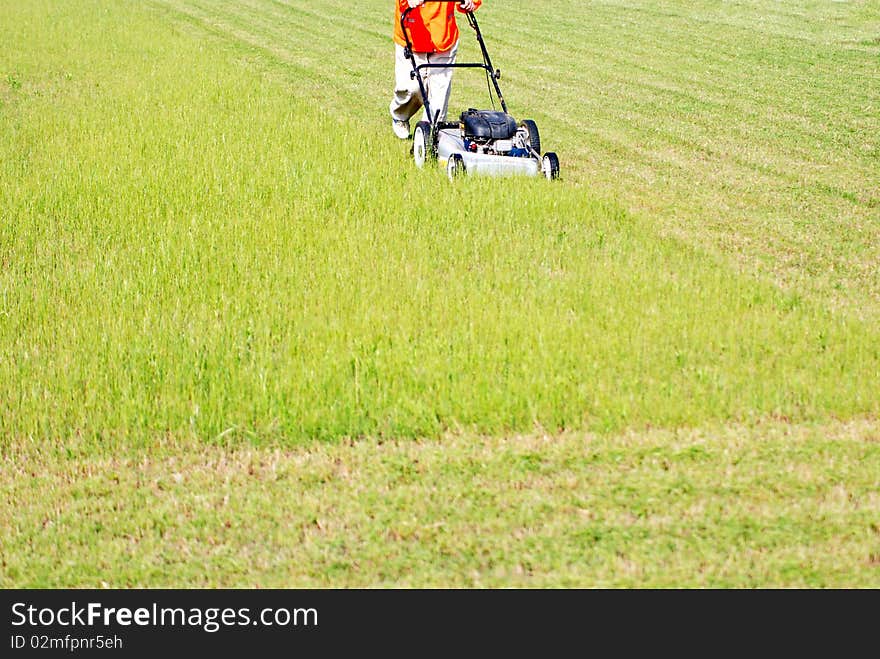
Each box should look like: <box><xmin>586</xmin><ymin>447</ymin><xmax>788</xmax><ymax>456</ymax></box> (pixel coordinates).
<box><xmin>421</xmin><ymin>41</ymin><xmax>458</xmax><ymax>123</ymax></box>
<box><xmin>390</xmin><ymin>44</ymin><xmax>425</xmax><ymax>136</ymax></box>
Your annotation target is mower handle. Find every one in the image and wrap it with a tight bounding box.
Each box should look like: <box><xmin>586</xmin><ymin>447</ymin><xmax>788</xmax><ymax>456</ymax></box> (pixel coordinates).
<box><xmin>399</xmin><ymin>1</ymin><xmax>507</xmax><ymax>123</ymax></box>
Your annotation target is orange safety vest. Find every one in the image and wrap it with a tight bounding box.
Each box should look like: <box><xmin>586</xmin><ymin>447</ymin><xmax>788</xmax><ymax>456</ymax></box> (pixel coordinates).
<box><xmin>394</xmin><ymin>1</ymin><xmax>483</xmax><ymax>53</ymax></box>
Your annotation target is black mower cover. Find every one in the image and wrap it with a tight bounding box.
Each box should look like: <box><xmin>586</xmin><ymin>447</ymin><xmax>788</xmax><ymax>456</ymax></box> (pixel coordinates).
<box><xmin>460</xmin><ymin>109</ymin><xmax>518</xmax><ymax>140</ymax></box>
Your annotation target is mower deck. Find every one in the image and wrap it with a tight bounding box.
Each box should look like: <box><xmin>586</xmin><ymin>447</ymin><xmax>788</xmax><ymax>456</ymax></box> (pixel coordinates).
<box><xmin>436</xmin><ymin>129</ymin><xmax>540</xmax><ymax>178</ymax></box>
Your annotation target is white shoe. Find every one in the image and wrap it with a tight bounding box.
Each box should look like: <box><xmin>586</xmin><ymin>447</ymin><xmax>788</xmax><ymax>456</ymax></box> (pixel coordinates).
<box><xmin>392</xmin><ymin>119</ymin><xmax>410</xmax><ymax>139</ymax></box>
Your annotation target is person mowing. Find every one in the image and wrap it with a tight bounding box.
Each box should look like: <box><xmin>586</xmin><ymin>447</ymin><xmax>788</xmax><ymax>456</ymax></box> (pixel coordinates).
<box><xmin>390</xmin><ymin>0</ymin><xmax>481</xmax><ymax>139</ymax></box>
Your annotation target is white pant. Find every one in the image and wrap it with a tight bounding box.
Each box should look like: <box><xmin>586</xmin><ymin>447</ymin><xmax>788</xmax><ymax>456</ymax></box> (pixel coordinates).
<box><xmin>389</xmin><ymin>42</ymin><xmax>458</xmax><ymax>124</ymax></box>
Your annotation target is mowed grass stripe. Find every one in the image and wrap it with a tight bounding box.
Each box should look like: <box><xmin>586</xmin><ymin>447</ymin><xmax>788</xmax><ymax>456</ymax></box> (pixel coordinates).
<box><xmin>487</xmin><ymin>7</ymin><xmax>878</xmax><ymax>193</ymax></box>
<box><xmin>149</xmin><ymin>0</ymin><xmax>391</xmax><ymax>103</ymax></box>
<box><xmin>596</xmin><ymin>0</ymin><xmax>880</xmax><ymax>42</ymax></box>
<box><xmin>2</xmin><ymin>419</ymin><xmax>878</xmax><ymax>587</ymax></box>
<box><xmin>479</xmin><ymin>2</ymin><xmax>879</xmax><ymax>316</ymax></box>
<box><xmin>262</xmin><ymin>0</ymin><xmax>390</xmax><ymax>42</ymax></box>
<box><xmin>486</xmin><ymin>4</ymin><xmax>878</xmax><ymax>194</ymax></box>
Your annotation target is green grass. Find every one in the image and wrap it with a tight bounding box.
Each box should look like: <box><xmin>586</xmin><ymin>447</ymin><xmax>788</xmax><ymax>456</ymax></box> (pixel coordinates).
<box><xmin>1</xmin><ymin>0</ymin><xmax>878</xmax><ymax>586</ymax></box>
<box><xmin>2</xmin><ymin>0</ymin><xmax>877</xmax><ymax>443</ymax></box>
<box><xmin>3</xmin><ymin>420</ymin><xmax>878</xmax><ymax>587</ymax></box>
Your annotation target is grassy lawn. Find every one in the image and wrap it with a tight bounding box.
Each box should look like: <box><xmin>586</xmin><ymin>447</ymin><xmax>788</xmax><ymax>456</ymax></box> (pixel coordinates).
<box><xmin>3</xmin><ymin>419</ymin><xmax>879</xmax><ymax>587</ymax></box>
<box><xmin>1</xmin><ymin>0</ymin><xmax>877</xmax><ymax>586</ymax></box>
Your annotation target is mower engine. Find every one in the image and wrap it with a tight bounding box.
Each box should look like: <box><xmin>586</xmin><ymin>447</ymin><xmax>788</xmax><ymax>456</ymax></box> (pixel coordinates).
<box><xmin>424</xmin><ymin>108</ymin><xmax>556</xmax><ymax>179</ymax></box>
<box><xmin>460</xmin><ymin>109</ymin><xmax>534</xmax><ymax>158</ymax></box>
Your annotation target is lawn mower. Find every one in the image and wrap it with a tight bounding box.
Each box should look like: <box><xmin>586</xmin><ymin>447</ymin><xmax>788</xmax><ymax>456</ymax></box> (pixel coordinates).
<box><xmin>401</xmin><ymin>0</ymin><xmax>560</xmax><ymax>180</ymax></box>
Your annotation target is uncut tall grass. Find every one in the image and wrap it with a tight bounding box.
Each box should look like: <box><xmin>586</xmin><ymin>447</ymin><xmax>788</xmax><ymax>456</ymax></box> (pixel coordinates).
<box><xmin>1</xmin><ymin>0</ymin><xmax>878</xmax><ymax>446</ymax></box>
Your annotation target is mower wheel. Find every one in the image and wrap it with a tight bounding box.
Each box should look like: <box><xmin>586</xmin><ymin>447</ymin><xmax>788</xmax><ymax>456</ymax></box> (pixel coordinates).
<box><xmin>447</xmin><ymin>153</ymin><xmax>466</xmax><ymax>180</ymax></box>
<box><xmin>413</xmin><ymin>121</ymin><xmax>435</xmax><ymax>168</ymax></box>
<box><xmin>541</xmin><ymin>152</ymin><xmax>560</xmax><ymax>180</ymax></box>
<box><xmin>520</xmin><ymin>119</ymin><xmax>541</xmax><ymax>155</ymax></box>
